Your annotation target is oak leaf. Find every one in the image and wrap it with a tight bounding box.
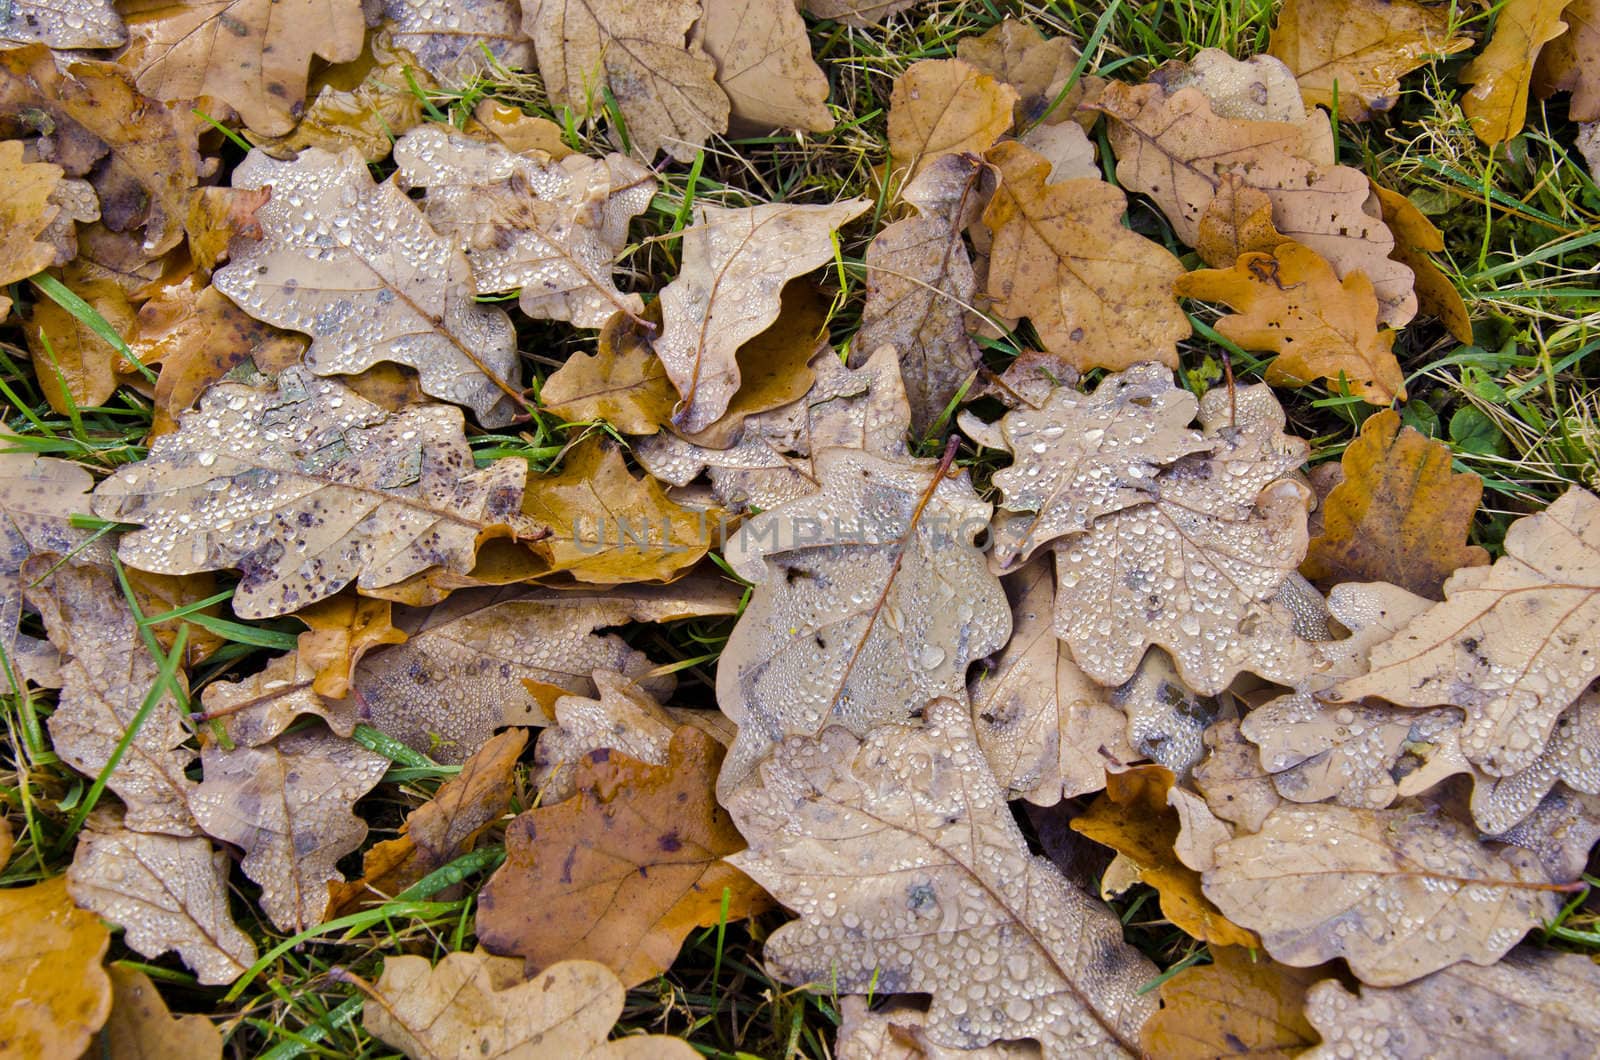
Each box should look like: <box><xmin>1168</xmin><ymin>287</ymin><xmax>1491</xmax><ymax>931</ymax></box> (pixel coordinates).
<box><xmin>1193</xmin><ymin>719</ymin><xmax>1285</xmax><ymax>833</ymax></box>
<box><xmin>1461</xmin><ymin>0</ymin><xmax>1576</xmax><ymax>144</ymax></box>
<box><xmin>103</xmin><ymin>966</ymin><xmax>223</xmax><ymax>1060</ymax></box>
<box><xmin>540</xmin><ymin>306</ymin><xmax>678</xmax><ymax>434</ymax></box>
<box><xmin>0</xmin><ymin>0</ymin><xmax>123</xmax><ymax>46</ymax></box>
<box><xmin>0</xmin><ymin>140</ymin><xmax>68</xmax><ymax>291</ymax></box>
<box><xmin>213</xmin><ymin>148</ymin><xmax>525</xmax><ymax>425</ymax></box>
<box><xmin>382</xmin><ymin>0</ymin><xmax>531</xmax><ymax>82</ymax></box>
<box><xmin>800</xmin><ymin>0</ymin><xmax>913</xmax><ymax>28</ymax></box>
<box><xmin>1369</xmin><ymin>181</ymin><xmax>1474</xmax><ymax>344</ymax></box>
<box><xmin>1195</xmin><ymin>172</ymin><xmax>1289</xmax><ymax>267</ymax></box>
<box><xmin>1141</xmin><ymin>945</ymin><xmax>1324</xmax><ymax>1060</ymax></box>
<box><xmin>726</xmin><ymin>697</ymin><xmax>1159</xmax><ymax>1055</ymax></box>
<box><xmin>1151</xmin><ymin>48</ymin><xmax>1328</xmax><ymax>127</ymax></box>
<box><xmin>983</xmin><ymin>140</ymin><xmax>1189</xmax><ymax>372</ymax></box>
<box><xmin>653</xmin><ymin>197</ymin><xmax>870</xmax><ymax>433</ymax></box>
<box><xmin>25</xmin><ymin>275</ymin><xmax>137</xmax><ymax>413</ymax></box>
<box><xmin>1019</xmin><ymin>120</ymin><xmax>1099</xmax><ymax>182</ymax></box>
<box><xmin>836</xmin><ymin>996</ymin><xmax>1042</xmax><ymax>1059</ymax></box>
<box><xmin>1110</xmin><ymin>647</ymin><xmax>1225</xmax><ymax>779</ymax></box>
<box><xmin>888</xmin><ymin>59</ymin><xmax>1017</xmax><ymax>181</ymax></box>
<box><xmin>471</xmin><ymin>99</ymin><xmax>574</xmax><ymax>157</ymax></box>
<box><xmin>1535</xmin><ymin>0</ymin><xmax>1600</xmax><ymax>121</ymax></box>
<box><xmin>695</xmin><ymin>0</ymin><xmax>834</xmax><ymax>133</ymax></box>
<box><xmin>293</xmin><ymin>593</ymin><xmax>407</xmax><ymax>698</ymax></box>
<box><xmin>957</xmin><ymin>19</ymin><xmax>1097</xmax><ymax>129</ymax></box>
<box><xmin>1489</xmin><ymin>784</ymin><xmax>1600</xmax><ymax>882</ymax></box>
<box><xmin>0</xmin><ymin>876</ymin><xmax>112</xmax><ymax>1059</ymax></box>
<box><xmin>1469</xmin><ymin>690</ymin><xmax>1600</xmax><ymax>835</ymax></box>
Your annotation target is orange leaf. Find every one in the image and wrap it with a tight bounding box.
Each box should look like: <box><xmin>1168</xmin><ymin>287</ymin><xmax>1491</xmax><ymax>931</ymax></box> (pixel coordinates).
<box><xmin>1142</xmin><ymin>945</ymin><xmax>1325</xmax><ymax>1059</ymax></box>
<box><xmin>1461</xmin><ymin>0</ymin><xmax>1576</xmax><ymax>144</ymax></box>
<box><xmin>0</xmin><ymin>877</ymin><xmax>113</xmax><ymax>1058</ymax></box>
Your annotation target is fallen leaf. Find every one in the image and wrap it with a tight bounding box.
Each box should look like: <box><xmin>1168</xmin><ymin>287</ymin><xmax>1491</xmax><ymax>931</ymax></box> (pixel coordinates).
<box><xmin>1535</xmin><ymin>0</ymin><xmax>1600</xmax><ymax>121</ymax></box>
<box><xmin>25</xmin><ymin>275</ymin><xmax>136</xmax><ymax>413</ymax></box>
<box><xmin>541</xmin><ymin>307</ymin><xmax>677</xmax><ymax>433</ymax></box>
<box><xmin>0</xmin><ymin>876</ymin><xmax>112</xmax><ymax>1059</ymax></box>
<box><xmin>1112</xmin><ymin>646</ymin><xmax>1225</xmax><ymax>778</ymax></box>
<box><xmin>1151</xmin><ymin>47</ymin><xmax>1329</xmax><ymax>127</ymax></box>
<box><xmin>0</xmin><ymin>139</ymin><xmax>68</xmax><ymax>290</ymax></box>
<box><xmin>1267</xmin><ymin>0</ymin><xmax>1473</xmax><ymax>120</ymax></box>
<box><xmin>1141</xmin><ymin>945</ymin><xmax>1324</xmax><ymax>1060</ymax></box>
<box><xmin>190</xmin><ymin>725</ymin><xmax>389</xmax><ymax>933</ymax></box>
<box><xmin>362</xmin><ymin>952</ymin><xmax>698</xmax><ymax>1059</ymax></box>
<box><xmin>1195</xmin><ymin>173</ymin><xmax>1289</xmax><ymax>267</ymax></box>
<box><xmin>727</xmin><ymin>697</ymin><xmax>1159</xmax><ymax>1055</ymax></box>
<box><xmin>888</xmin><ymin>59</ymin><xmax>1018</xmax><ymax>181</ymax></box>
<box><xmin>1461</xmin><ymin>0</ymin><xmax>1575</xmax><ymax>144</ymax></box>
<box><xmin>383</xmin><ymin>0</ymin><xmax>531</xmax><ymax>82</ymax></box>
<box><xmin>184</xmin><ymin>187</ymin><xmax>271</xmax><ymax>275</ymax></box>
<box><xmin>121</xmin><ymin>0</ymin><xmax>366</xmax><ymax>136</ymax></box>
<box><xmin>983</xmin><ymin>140</ymin><xmax>1189</xmax><ymax>372</ymax></box>
<box><xmin>0</xmin><ymin>0</ymin><xmax>124</xmax><ymax>46</ymax></box>
<box><xmin>103</xmin><ymin>965</ymin><xmax>223</xmax><ymax>1060</ymax></box>
<box><xmin>1490</xmin><ymin>784</ymin><xmax>1600</xmax><ymax>882</ymax></box>
<box><xmin>0</xmin><ymin>817</ymin><xmax>11</xmax><ymax>867</ymax></box>
<box><xmin>837</xmin><ymin>996</ymin><xmax>1042</xmax><ymax>1059</ymax></box>
<box><xmin>294</xmin><ymin>593</ymin><xmax>407</xmax><ymax>698</ymax></box>
<box><xmin>800</xmin><ymin>0</ymin><xmax>913</xmax><ymax>28</ymax></box>
<box><xmin>1469</xmin><ymin>691</ymin><xmax>1600</xmax><ymax>835</ymax></box>
<box><xmin>653</xmin><ymin>197</ymin><xmax>870</xmax><ymax>433</ymax></box>
<box><xmin>213</xmin><ymin>147</ymin><xmax>525</xmax><ymax>425</ymax></box>
<box><xmin>695</xmin><ymin>0</ymin><xmax>834</xmax><ymax>133</ymax></box>
<box><xmin>479</xmin><ymin>727</ymin><xmax>767</xmax><ymax>986</ymax></box>
<box><xmin>1369</xmin><ymin>181</ymin><xmax>1474</xmax><ymax>344</ymax></box>
<box><xmin>66</xmin><ymin>812</ymin><xmax>258</xmax><ymax>985</ymax></box>
<box><xmin>1193</xmin><ymin>718</ymin><xmax>1285</xmax><ymax>833</ymax></box>
<box><xmin>523</xmin><ymin>0</ymin><xmax>729</xmax><ymax>162</ymax></box>
<box><xmin>393</xmin><ymin>124</ymin><xmax>655</xmax><ymax>329</ymax></box>
<box><xmin>470</xmin><ymin>100</ymin><xmax>574</xmax><ymax>157</ymax></box>
<box><xmin>957</xmin><ymin>18</ymin><xmax>1097</xmax><ymax>128</ymax></box>
<box><xmin>93</xmin><ymin>367</ymin><xmax>540</xmax><ymax>619</ymax></box>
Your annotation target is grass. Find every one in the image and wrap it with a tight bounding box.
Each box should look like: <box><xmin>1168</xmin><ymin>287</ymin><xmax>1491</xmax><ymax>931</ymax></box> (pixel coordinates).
<box><xmin>2</xmin><ymin>0</ymin><xmax>1599</xmax><ymax>1056</ymax></box>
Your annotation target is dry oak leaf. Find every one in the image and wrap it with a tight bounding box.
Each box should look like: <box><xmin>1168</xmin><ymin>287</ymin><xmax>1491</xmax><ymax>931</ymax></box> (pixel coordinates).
<box><xmin>294</xmin><ymin>592</ymin><xmax>407</xmax><ymax>698</ymax></box>
<box><xmin>1489</xmin><ymin>784</ymin><xmax>1600</xmax><ymax>884</ymax></box>
<box><xmin>540</xmin><ymin>306</ymin><xmax>678</xmax><ymax>434</ymax></box>
<box><xmin>714</xmin><ymin>446</ymin><xmax>1009</xmax><ymax>794</ymax></box>
<box><xmin>968</xmin><ymin>556</ymin><xmax>1135</xmax><ymax>805</ymax></box>
<box><xmin>120</xmin><ymin>0</ymin><xmax>365</xmax><ymax>136</ymax></box>
<box><xmin>0</xmin><ymin>139</ymin><xmax>67</xmax><ymax>290</ymax></box>
<box><xmin>653</xmin><ymin>197</ymin><xmax>870</xmax><ymax>434</ymax></box>
<box><xmin>1267</xmin><ymin>0</ymin><xmax>1473</xmax><ymax>120</ymax></box>
<box><xmin>0</xmin><ymin>0</ymin><xmax>123</xmax><ymax>46</ymax></box>
<box><xmin>801</xmin><ymin>0</ymin><xmax>914</xmax><ymax>28</ymax></box>
<box><xmin>103</xmin><ymin>965</ymin><xmax>223</xmax><ymax>1060</ymax></box>
<box><xmin>1151</xmin><ymin>47</ymin><xmax>1329</xmax><ymax>127</ymax></box>
<box><xmin>984</xmin><ymin>140</ymin><xmax>1188</xmax><ymax>372</ymax></box>
<box><xmin>836</xmin><ymin>996</ymin><xmax>1042</xmax><ymax>1059</ymax></box>
<box><xmin>1052</xmin><ymin>383</ymin><xmax>1322</xmax><ymax>695</ymax></box>
<box><xmin>960</xmin><ymin>363</ymin><xmax>1211</xmax><ymax>571</ymax></box>
<box><xmin>1369</xmin><ymin>181</ymin><xmax>1474</xmax><ymax>344</ymax></box>
<box><xmin>66</xmin><ymin>812</ymin><xmax>258</xmax><ymax>986</ymax></box>
<box><xmin>198</xmin><ymin>651</ymin><xmax>354</xmax><ymax>751</ymax></box>
<box><xmin>1193</xmin><ymin>718</ymin><xmax>1285</xmax><ymax>833</ymax></box>
<box><xmin>213</xmin><ymin>148</ymin><xmax>524</xmax><ymax>426</ymax></box>
<box><xmin>93</xmin><ymin>367</ymin><xmax>539</xmax><ymax>620</ymax></box>
<box><xmin>190</xmin><ymin>725</ymin><xmax>389</xmax><ymax>933</ymax></box>
<box><xmin>1072</xmin><ymin>765</ymin><xmax>1260</xmax><ymax>947</ymax></box>
<box><xmin>957</xmin><ymin>19</ymin><xmax>1098</xmax><ymax>129</ymax></box>
<box><xmin>1019</xmin><ymin>120</ymin><xmax>1099</xmax><ymax>182</ymax></box>
<box><xmin>1303</xmin><ymin>409</ymin><xmax>1489</xmax><ymax>598</ymax></box>
<box><xmin>0</xmin><ymin>876</ymin><xmax>112</xmax><ymax>1059</ymax></box>
<box><xmin>25</xmin><ymin>275</ymin><xmax>137</xmax><ymax>414</ymax></box>
<box><xmin>382</xmin><ymin>0</ymin><xmax>531</xmax><ymax>83</ymax></box>
<box><xmin>1195</xmin><ymin>172</ymin><xmax>1289</xmax><ymax>268</ymax></box>
<box><xmin>1536</xmin><ymin>0</ymin><xmax>1600</xmax><ymax>120</ymax></box>
<box><xmin>393</xmin><ymin>125</ymin><xmax>655</xmax><ymax>329</ymax></box>
<box><xmin>479</xmin><ymin>727</ymin><xmax>767</xmax><ymax>986</ymax></box>
<box><xmin>1177</xmin><ymin>240</ymin><xmax>1405</xmax><ymax>404</ymax></box>
<box><xmin>184</xmin><ymin>186</ymin><xmax>271</xmax><ymax>275</ymax></box>
<box><xmin>363</xmin><ymin>952</ymin><xmax>698</xmax><ymax>1060</ymax></box>
<box><xmin>0</xmin><ymin>817</ymin><xmax>11</xmax><ymax>868</ymax></box>
<box><xmin>1141</xmin><ymin>945</ymin><xmax>1324</xmax><ymax>1060</ymax></box>
<box><xmin>28</xmin><ymin>557</ymin><xmax>197</xmax><ymax>836</ymax></box>
<box><xmin>523</xmin><ymin>0</ymin><xmax>728</xmax><ymax>162</ymax></box>
<box><xmin>888</xmin><ymin>59</ymin><xmax>1018</xmax><ymax>182</ymax></box>
<box><xmin>695</xmin><ymin>0</ymin><xmax>834</xmax><ymax>133</ymax></box>
<box><xmin>854</xmin><ymin>152</ymin><xmax>985</xmax><ymax>433</ymax></box>
<box><xmin>1469</xmin><ymin>690</ymin><xmax>1600</xmax><ymax>835</ymax></box>
<box><xmin>1461</xmin><ymin>0</ymin><xmax>1576</xmax><ymax>144</ymax></box>
<box><xmin>521</xmin><ymin>438</ymin><xmax>714</xmax><ymax>583</ymax></box>
<box><xmin>726</xmin><ymin>696</ymin><xmax>1159</xmax><ymax>1056</ymax></box>
<box><xmin>0</xmin><ymin>48</ymin><xmax>200</xmax><ymax>256</ymax></box>
<box><xmin>1202</xmin><ymin>801</ymin><xmax>1562</xmax><ymax>986</ymax></box>
<box><xmin>1303</xmin><ymin>947</ymin><xmax>1600</xmax><ymax>1059</ymax></box>
<box><xmin>1334</xmin><ymin>486</ymin><xmax>1600</xmax><ymax>776</ymax></box>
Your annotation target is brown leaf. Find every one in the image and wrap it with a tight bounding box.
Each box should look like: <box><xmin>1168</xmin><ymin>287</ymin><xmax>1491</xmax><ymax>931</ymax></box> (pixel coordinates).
<box><xmin>1470</xmin><ymin>691</ymin><xmax>1600</xmax><ymax>835</ymax></box>
<box><xmin>1461</xmin><ymin>0</ymin><xmax>1576</xmax><ymax>144</ymax></box>
<box><xmin>1267</xmin><ymin>0</ymin><xmax>1473</xmax><ymax>120</ymax></box>
<box><xmin>1535</xmin><ymin>0</ymin><xmax>1600</xmax><ymax>121</ymax></box>
<box><xmin>888</xmin><ymin>59</ymin><xmax>1018</xmax><ymax>181</ymax></box>
<box><xmin>1369</xmin><ymin>181</ymin><xmax>1474</xmax><ymax>344</ymax></box>
<box><xmin>1151</xmin><ymin>47</ymin><xmax>1329</xmax><ymax>127</ymax></box>
<box><xmin>1195</xmin><ymin>173</ymin><xmax>1289</xmax><ymax>268</ymax></box>
<box><xmin>0</xmin><ymin>876</ymin><xmax>112</xmax><ymax>1058</ymax></box>
<box><xmin>122</xmin><ymin>0</ymin><xmax>365</xmax><ymax>136</ymax></box>
<box><xmin>294</xmin><ymin>593</ymin><xmax>407</xmax><ymax>698</ymax></box>
<box><xmin>1018</xmin><ymin>120</ymin><xmax>1099</xmax><ymax>182</ymax></box>
<box><xmin>524</xmin><ymin>0</ymin><xmax>729</xmax><ymax>162</ymax></box>
<box><xmin>727</xmin><ymin>697</ymin><xmax>1159</xmax><ymax>1055</ymax></box>
<box><xmin>695</xmin><ymin>0</ymin><xmax>833</xmax><ymax>133</ymax></box>
<box><xmin>957</xmin><ymin>18</ymin><xmax>1097</xmax><ymax>129</ymax></box>
<box><xmin>184</xmin><ymin>187</ymin><xmax>271</xmax><ymax>275</ymax></box>
<box><xmin>0</xmin><ymin>0</ymin><xmax>123</xmax><ymax>46</ymax></box>
<box><xmin>362</xmin><ymin>952</ymin><xmax>698</xmax><ymax>1059</ymax></box>
<box><xmin>470</xmin><ymin>99</ymin><xmax>574</xmax><ymax>157</ymax></box>
<box><xmin>25</xmin><ymin>275</ymin><xmax>136</xmax><ymax>413</ymax></box>
<box><xmin>382</xmin><ymin>0</ymin><xmax>530</xmax><ymax>82</ymax></box>
<box><xmin>212</xmin><ymin>147</ymin><xmax>525</xmax><ymax>425</ymax></box>
<box><xmin>1490</xmin><ymin>784</ymin><xmax>1600</xmax><ymax>882</ymax></box>
<box><xmin>1303</xmin><ymin>409</ymin><xmax>1489</xmax><ymax>597</ymax></box>
<box><xmin>1175</xmin><ymin>240</ymin><xmax>1405</xmax><ymax>404</ymax></box>
<box><xmin>800</xmin><ymin>0</ymin><xmax>913</xmax><ymax>28</ymax></box>
<box><xmin>103</xmin><ymin>965</ymin><xmax>222</xmax><ymax>1060</ymax></box>
<box><xmin>1193</xmin><ymin>719</ymin><xmax>1285</xmax><ymax>833</ymax></box>
<box><xmin>983</xmin><ymin>140</ymin><xmax>1189</xmax><ymax>372</ymax></box>
<box><xmin>0</xmin><ymin>139</ymin><xmax>68</xmax><ymax>288</ymax></box>
<box><xmin>1141</xmin><ymin>945</ymin><xmax>1323</xmax><ymax>1060</ymax></box>
<box><xmin>540</xmin><ymin>305</ymin><xmax>679</xmax><ymax>434</ymax></box>
<box><xmin>479</xmin><ymin>727</ymin><xmax>767</xmax><ymax>986</ymax></box>
<box><xmin>0</xmin><ymin>816</ymin><xmax>11</xmax><ymax>868</ymax></box>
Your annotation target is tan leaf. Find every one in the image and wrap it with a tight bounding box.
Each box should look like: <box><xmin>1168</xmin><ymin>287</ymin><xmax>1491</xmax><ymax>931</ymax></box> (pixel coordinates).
<box><xmin>1141</xmin><ymin>945</ymin><xmax>1323</xmax><ymax>1060</ymax></box>
<box><xmin>800</xmin><ymin>0</ymin><xmax>913</xmax><ymax>28</ymax></box>
<box><xmin>888</xmin><ymin>59</ymin><xmax>1018</xmax><ymax>181</ymax></box>
<box><xmin>104</xmin><ymin>965</ymin><xmax>222</xmax><ymax>1060</ymax></box>
<box><xmin>1195</xmin><ymin>172</ymin><xmax>1289</xmax><ymax>268</ymax></box>
<box><xmin>837</xmin><ymin>996</ymin><xmax>1042</xmax><ymax>1059</ymax></box>
<box><xmin>1535</xmin><ymin>0</ymin><xmax>1600</xmax><ymax>121</ymax></box>
<box><xmin>1469</xmin><ymin>691</ymin><xmax>1600</xmax><ymax>835</ymax></box>
<box><xmin>294</xmin><ymin>593</ymin><xmax>407</xmax><ymax>698</ymax></box>
<box><xmin>1193</xmin><ymin>718</ymin><xmax>1284</xmax><ymax>833</ymax></box>
<box><xmin>25</xmin><ymin>275</ymin><xmax>136</xmax><ymax>413</ymax></box>
<box><xmin>393</xmin><ymin>125</ymin><xmax>655</xmax><ymax>329</ymax></box>
<box><xmin>1303</xmin><ymin>948</ymin><xmax>1600</xmax><ymax>1059</ymax></box>
<box><xmin>121</xmin><ymin>0</ymin><xmax>365</xmax><ymax>136</ymax></box>
<box><xmin>470</xmin><ymin>99</ymin><xmax>574</xmax><ymax>157</ymax></box>
<box><xmin>957</xmin><ymin>18</ymin><xmax>1097</xmax><ymax>129</ymax></box>
<box><xmin>1333</xmin><ymin>486</ymin><xmax>1600</xmax><ymax>776</ymax></box>
<box><xmin>1267</xmin><ymin>0</ymin><xmax>1473</xmax><ymax>120</ymax></box>
<box><xmin>541</xmin><ymin>305</ymin><xmax>678</xmax><ymax>434</ymax></box>
<box><xmin>1112</xmin><ymin>646</ymin><xmax>1223</xmax><ymax>778</ymax></box>
<box><xmin>1203</xmin><ymin>801</ymin><xmax>1561</xmax><ymax>985</ymax></box>
<box><xmin>197</xmin><ymin>650</ymin><xmax>349</xmax><ymax>749</ymax></box>
<box><xmin>695</xmin><ymin>0</ymin><xmax>833</xmax><ymax>133</ymax></box>
<box><xmin>183</xmin><ymin>187</ymin><xmax>270</xmax><ymax>275</ymax></box>
<box><xmin>1491</xmin><ymin>784</ymin><xmax>1600</xmax><ymax>882</ymax></box>
<box><xmin>1303</xmin><ymin>409</ymin><xmax>1490</xmax><ymax>598</ymax></box>
<box><xmin>0</xmin><ymin>816</ymin><xmax>11</xmax><ymax>868</ymax></box>
<box><xmin>213</xmin><ymin>147</ymin><xmax>525</xmax><ymax>425</ymax></box>
<box><xmin>1151</xmin><ymin>47</ymin><xmax>1329</xmax><ymax>127</ymax></box>
<box><xmin>1461</xmin><ymin>0</ymin><xmax>1576</xmax><ymax>144</ymax></box>
<box><xmin>960</xmin><ymin>363</ymin><xmax>1210</xmax><ymax>571</ymax></box>
<box><xmin>727</xmin><ymin>696</ymin><xmax>1159</xmax><ymax>1055</ymax></box>
<box><xmin>0</xmin><ymin>876</ymin><xmax>112</xmax><ymax>1059</ymax></box>
<box><xmin>0</xmin><ymin>139</ymin><xmax>67</xmax><ymax>287</ymax></box>
<box><xmin>66</xmin><ymin>812</ymin><xmax>257</xmax><ymax>986</ymax></box>
<box><xmin>524</xmin><ymin>0</ymin><xmax>729</xmax><ymax>162</ymax></box>
<box><xmin>0</xmin><ymin>0</ymin><xmax>123</xmax><ymax>46</ymax></box>
<box><xmin>1369</xmin><ymin>181</ymin><xmax>1474</xmax><ymax>344</ymax></box>
<box><xmin>362</xmin><ymin>952</ymin><xmax>698</xmax><ymax>1060</ymax></box>
<box><xmin>191</xmin><ymin>725</ymin><xmax>388</xmax><ymax>933</ymax></box>
<box><xmin>654</xmin><ymin>197</ymin><xmax>870</xmax><ymax>433</ymax></box>
<box><xmin>1176</xmin><ymin>240</ymin><xmax>1405</xmax><ymax>404</ymax></box>
<box><xmin>93</xmin><ymin>367</ymin><xmax>540</xmax><ymax>619</ymax></box>
<box><xmin>382</xmin><ymin>0</ymin><xmax>531</xmax><ymax>82</ymax></box>
<box><xmin>714</xmin><ymin>447</ymin><xmax>1009</xmax><ymax>793</ymax></box>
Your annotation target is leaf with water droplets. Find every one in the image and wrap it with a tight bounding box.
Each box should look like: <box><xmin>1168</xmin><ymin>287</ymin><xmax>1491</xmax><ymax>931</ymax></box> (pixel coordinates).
<box><xmin>0</xmin><ymin>876</ymin><xmax>112</xmax><ymax>1059</ymax></box>
<box><xmin>0</xmin><ymin>0</ymin><xmax>124</xmax><ymax>46</ymax></box>
<box><xmin>1489</xmin><ymin>784</ymin><xmax>1600</xmax><ymax>882</ymax></box>
<box><xmin>1141</xmin><ymin>944</ymin><xmax>1324</xmax><ymax>1060</ymax></box>
<box><xmin>381</xmin><ymin>0</ymin><xmax>530</xmax><ymax>82</ymax></box>
<box><xmin>0</xmin><ymin>140</ymin><xmax>70</xmax><ymax>291</ymax></box>
<box><xmin>1193</xmin><ymin>719</ymin><xmax>1284</xmax><ymax>833</ymax></box>
<box><xmin>836</xmin><ymin>996</ymin><xmax>1043</xmax><ymax>1059</ymax></box>
<box><xmin>1469</xmin><ymin>691</ymin><xmax>1600</xmax><ymax>835</ymax></box>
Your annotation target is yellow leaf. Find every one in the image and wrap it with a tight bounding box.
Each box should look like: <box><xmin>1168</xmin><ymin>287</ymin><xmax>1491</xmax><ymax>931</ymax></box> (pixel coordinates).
<box><xmin>888</xmin><ymin>58</ymin><xmax>1018</xmax><ymax>182</ymax></box>
<box><xmin>0</xmin><ymin>876</ymin><xmax>112</xmax><ymax>1058</ymax></box>
<box><xmin>1461</xmin><ymin>0</ymin><xmax>1576</xmax><ymax>144</ymax></box>
<box><xmin>1142</xmin><ymin>945</ymin><xmax>1323</xmax><ymax>1059</ymax></box>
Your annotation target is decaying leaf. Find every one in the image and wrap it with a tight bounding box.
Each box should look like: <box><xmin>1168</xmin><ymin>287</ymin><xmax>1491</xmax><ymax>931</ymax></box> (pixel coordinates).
<box><xmin>103</xmin><ymin>965</ymin><xmax>223</xmax><ymax>1060</ymax></box>
<box><xmin>1150</xmin><ymin>47</ymin><xmax>1326</xmax><ymax>126</ymax></box>
<box><xmin>25</xmin><ymin>275</ymin><xmax>136</xmax><ymax>413</ymax></box>
<box><xmin>1461</xmin><ymin>0</ymin><xmax>1575</xmax><ymax>144</ymax></box>
<box><xmin>93</xmin><ymin>367</ymin><xmax>539</xmax><ymax>619</ymax></box>
<box><xmin>1193</xmin><ymin>718</ymin><xmax>1285</xmax><ymax>832</ymax></box>
<box><xmin>1195</xmin><ymin>172</ymin><xmax>1289</xmax><ymax>267</ymax></box>
<box><xmin>1470</xmin><ymin>691</ymin><xmax>1600</xmax><ymax>835</ymax></box>
<box><xmin>1141</xmin><ymin>945</ymin><xmax>1324</xmax><ymax>1060</ymax></box>
<box><xmin>382</xmin><ymin>0</ymin><xmax>531</xmax><ymax>82</ymax></box>
<box><xmin>0</xmin><ymin>876</ymin><xmax>112</xmax><ymax>1059</ymax></box>
<box><xmin>1334</xmin><ymin>486</ymin><xmax>1600</xmax><ymax>776</ymax></box>
<box><xmin>0</xmin><ymin>140</ymin><xmax>68</xmax><ymax>291</ymax></box>
<box><xmin>393</xmin><ymin>125</ymin><xmax>655</xmax><ymax>329</ymax></box>
<box><xmin>728</xmin><ymin>697</ymin><xmax>1159</xmax><ymax>1055</ymax></box>
<box><xmin>695</xmin><ymin>0</ymin><xmax>834</xmax><ymax>133</ymax></box>
<box><xmin>540</xmin><ymin>307</ymin><xmax>678</xmax><ymax>434</ymax></box>
<box><xmin>121</xmin><ymin>0</ymin><xmax>365</xmax><ymax>136</ymax></box>
<box><xmin>836</xmin><ymin>996</ymin><xmax>1043</xmax><ymax>1059</ymax></box>
<box><xmin>1110</xmin><ymin>646</ymin><xmax>1224</xmax><ymax>779</ymax></box>
<box><xmin>1536</xmin><ymin>0</ymin><xmax>1600</xmax><ymax>121</ymax></box>
<box><xmin>983</xmin><ymin>140</ymin><xmax>1189</xmax><ymax>372</ymax></box>
<box><xmin>362</xmin><ymin>952</ymin><xmax>698</xmax><ymax>1059</ymax></box>
<box><xmin>524</xmin><ymin>0</ymin><xmax>729</xmax><ymax>162</ymax></box>
<box><xmin>196</xmin><ymin>648</ymin><xmax>350</xmax><ymax>751</ymax></box>
<box><xmin>470</xmin><ymin>99</ymin><xmax>574</xmax><ymax>157</ymax></box>
<box><xmin>1203</xmin><ymin>801</ymin><xmax>1562</xmax><ymax>986</ymax></box>
<box><xmin>479</xmin><ymin>727</ymin><xmax>767</xmax><ymax>986</ymax></box>
<box><xmin>654</xmin><ymin>197</ymin><xmax>869</xmax><ymax>433</ymax></box>
<box><xmin>1491</xmin><ymin>784</ymin><xmax>1600</xmax><ymax>882</ymax></box>
<box><xmin>888</xmin><ymin>59</ymin><xmax>1017</xmax><ymax>181</ymax></box>
<box><xmin>213</xmin><ymin>147</ymin><xmax>525</xmax><ymax>424</ymax></box>
<box><xmin>1267</xmin><ymin>0</ymin><xmax>1473</xmax><ymax>119</ymax></box>
<box><xmin>957</xmin><ymin>18</ymin><xmax>1097</xmax><ymax>129</ymax></box>
<box><xmin>66</xmin><ymin>812</ymin><xmax>258</xmax><ymax>986</ymax></box>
